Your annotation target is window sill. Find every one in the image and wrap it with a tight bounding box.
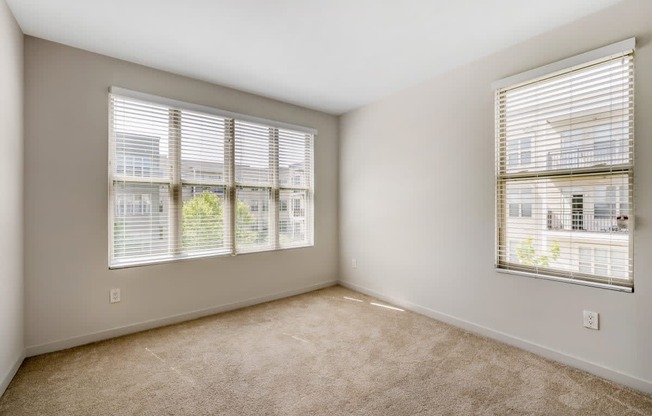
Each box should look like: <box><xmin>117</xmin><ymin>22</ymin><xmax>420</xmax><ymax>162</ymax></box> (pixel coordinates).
<box><xmin>110</xmin><ymin>243</ymin><xmax>314</xmax><ymax>270</ymax></box>
<box><xmin>495</xmin><ymin>267</ymin><xmax>633</xmax><ymax>293</ymax></box>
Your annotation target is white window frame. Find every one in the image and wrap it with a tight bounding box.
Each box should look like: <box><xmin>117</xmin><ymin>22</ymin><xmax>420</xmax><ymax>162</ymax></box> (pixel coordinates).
<box><xmin>493</xmin><ymin>39</ymin><xmax>635</xmax><ymax>292</ymax></box>
<box><xmin>108</xmin><ymin>87</ymin><xmax>316</xmax><ymax>268</ymax></box>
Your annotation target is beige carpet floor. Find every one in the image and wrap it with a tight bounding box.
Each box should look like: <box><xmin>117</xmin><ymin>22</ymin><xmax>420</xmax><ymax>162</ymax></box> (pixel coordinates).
<box><xmin>1</xmin><ymin>286</ymin><xmax>651</xmax><ymax>416</ymax></box>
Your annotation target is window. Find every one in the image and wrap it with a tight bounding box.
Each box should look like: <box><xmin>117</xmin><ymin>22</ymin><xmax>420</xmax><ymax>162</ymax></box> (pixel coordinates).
<box><xmin>116</xmin><ymin>194</ymin><xmax>152</xmax><ymax>216</ymax></box>
<box><xmin>594</xmin><ymin>186</ymin><xmax>616</xmax><ymax>219</ymax></box>
<box><xmin>109</xmin><ymin>88</ymin><xmax>315</xmax><ymax>267</ymax></box>
<box><xmin>578</xmin><ymin>246</ymin><xmax>628</xmax><ymax>279</ymax></box>
<box><xmin>495</xmin><ymin>39</ymin><xmax>634</xmax><ymax>291</ymax></box>
<box><xmin>507</xmin><ymin>188</ymin><xmax>533</xmax><ymax>218</ymax></box>
<box><xmin>507</xmin><ymin>137</ymin><xmax>532</xmax><ymax>168</ymax></box>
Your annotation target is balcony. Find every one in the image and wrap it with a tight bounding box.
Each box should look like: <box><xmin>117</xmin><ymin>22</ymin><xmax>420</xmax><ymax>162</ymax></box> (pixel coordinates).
<box><xmin>546</xmin><ymin>145</ymin><xmax>627</xmax><ymax>170</ymax></box>
<box><xmin>546</xmin><ymin>211</ymin><xmax>628</xmax><ymax>233</ymax></box>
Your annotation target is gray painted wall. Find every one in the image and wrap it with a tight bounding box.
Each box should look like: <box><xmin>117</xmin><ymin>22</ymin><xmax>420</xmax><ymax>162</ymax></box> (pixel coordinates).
<box><xmin>23</xmin><ymin>37</ymin><xmax>339</xmax><ymax>352</ymax></box>
<box><xmin>0</xmin><ymin>0</ymin><xmax>24</xmax><ymax>395</ymax></box>
<box><xmin>339</xmin><ymin>0</ymin><xmax>652</xmax><ymax>393</ymax></box>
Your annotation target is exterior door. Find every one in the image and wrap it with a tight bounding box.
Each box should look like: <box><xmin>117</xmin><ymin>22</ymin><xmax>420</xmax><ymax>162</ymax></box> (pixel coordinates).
<box><xmin>572</xmin><ymin>194</ymin><xmax>584</xmax><ymax>230</ymax></box>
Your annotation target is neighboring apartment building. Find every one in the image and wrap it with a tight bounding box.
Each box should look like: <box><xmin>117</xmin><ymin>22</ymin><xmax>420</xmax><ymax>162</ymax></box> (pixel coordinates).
<box><xmin>183</xmin><ymin>159</ymin><xmax>309</xmax><ymax>243</ymax></box>
<box><xmin>113</xmin><ymin>133</ymin><xmax>309</xmax><ymax>259</ymax></box>
<box><xmin>504</xmin><ymin>107</ymin><xmax>630</xmax><ymax>281</ymax></box>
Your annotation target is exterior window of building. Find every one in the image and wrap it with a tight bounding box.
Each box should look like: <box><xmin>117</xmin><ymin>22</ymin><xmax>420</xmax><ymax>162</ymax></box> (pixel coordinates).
<box><xmin>594</xmin><ymin>186</ymin><xmax>617</xmax><ymax>219</ymax></box>
<box><xmin>508</xmin><ymin>137</ymin><xmax>532</xmax><ymax>168</ymax></box>
<box><xmin>508</xmin><ymin>188</ymin><xmax>533</xmax><ymax>218</ymax></box>
<box><xmin>578</xmin><ymin>246</ymin><xmax>628</xmax><ymax>279</ymax></box>
<box><xmin>279</xmin><ymin>220</ymin><xmax>289</xmax><ymax>233</ymax></box>
<box><xmin>509</xmin><ymin>201</ymin><xmax>519</xmax><ymax>217</ymax></box>
<box><xmin>292</xmin><ymin>198</ymin><xmax>305</xmax><ymax>217</ymax></box>
<box><xmin>495</xmin><ymin>39</ymin><xmax>634</xmax><ymax>291</ymax></box>
<box><xmin>109</xmin><ymin>88</ymin><xmax>315</xmax><ymax>268</ymax></box>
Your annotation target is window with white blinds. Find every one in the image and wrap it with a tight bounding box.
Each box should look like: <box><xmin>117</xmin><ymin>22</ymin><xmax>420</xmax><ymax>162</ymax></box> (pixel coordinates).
<box><xmin>495</xmin><ymin>40</ymin><xmax>635</xmax><ymax>291</ymax></box>
<box><xmin>109</xmin><ymin>88</ymin><xmax>315</xmax><ymax>268</ymax></box>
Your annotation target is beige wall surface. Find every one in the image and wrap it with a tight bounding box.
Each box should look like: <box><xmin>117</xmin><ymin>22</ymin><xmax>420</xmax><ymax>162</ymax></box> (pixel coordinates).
<box><xmin>339</xmin><ymin>0</ymin><xmax>652</xmax><ymax>393</ymax></box>
<box><xmin>0</xmin><ymin>0</ymin><xmax>24</xmax><ymax>394</ymax></box>
<box><xmin>23</xmin><ymin>37</ymin><xmax>339</xmax><ymax>352</ymax></box>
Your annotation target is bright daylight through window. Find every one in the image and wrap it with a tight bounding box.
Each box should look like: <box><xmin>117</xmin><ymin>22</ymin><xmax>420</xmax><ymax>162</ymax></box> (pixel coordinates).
<box><xmin>495</xmin><ymin>40</ymin><xmax>634</xmax><ymax>291</ymax></box>
<box><xmin>109</xmin><ymin>89</ymin><xmax>315</xmax><ymax>268</ymax></box>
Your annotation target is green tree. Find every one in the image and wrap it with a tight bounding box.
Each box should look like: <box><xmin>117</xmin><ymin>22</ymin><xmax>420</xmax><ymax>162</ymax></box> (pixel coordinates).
<box><xmin>113</xmin><ymin>219</ymin><xmax>125</xmax><ymax>258</ymax></box>
<box><xmin>182</xmin><ymin>192</ymin><xmax>259</xmax><ymax>249</ymax></box>
<box><xmin>236</xmin><ymin>200</ymin><xmax>258</xmax><ymax>245</ymax></box>
<box><xmin>182</xmin><ymin>191</ymin><xmax>224</xmax><ymax>250</ymax></box>
<box><xmin>517</xmin><ymin>237</ymin><xmax>560</xmax><ymax>267</ymax></box>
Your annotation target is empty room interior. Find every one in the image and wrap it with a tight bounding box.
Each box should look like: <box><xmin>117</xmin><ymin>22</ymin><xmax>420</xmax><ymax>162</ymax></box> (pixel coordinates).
<box><xmin>2</xmin><ymin>0</ymin><xmax>652</xmax><ymax>414</ymax></box>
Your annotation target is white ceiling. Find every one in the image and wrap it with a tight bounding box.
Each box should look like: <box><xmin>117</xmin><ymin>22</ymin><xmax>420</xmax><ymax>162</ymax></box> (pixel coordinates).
<box><xmin>7</xmin><ymin>0</ymin><xmax>623</xmax><ymax>114</ymax></box>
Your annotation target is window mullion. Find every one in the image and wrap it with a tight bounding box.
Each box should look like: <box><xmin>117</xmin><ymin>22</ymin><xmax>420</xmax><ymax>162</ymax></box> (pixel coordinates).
<box><xmin>224</xmin><ymin>118</ymin><xmax>236</xmax><ymax>254</ymax></box>
<box><xmin>270</xmin><ymin>128</ymin><xmax>280</xmax><ymax>250</ymax></box>
<box><xmin>170</xmin><ymin>109</ymin><xmax>182</xmax><ymax>256</ymax></box>
<box><xmin>305</xmin><ymin>133</ymin><xmax>314</xmax><ymax>246</ymax></box>
<box><xmin>108</xmin><ymin>105</ymin><xmax>116</xmax><ymax>264</ymax></box>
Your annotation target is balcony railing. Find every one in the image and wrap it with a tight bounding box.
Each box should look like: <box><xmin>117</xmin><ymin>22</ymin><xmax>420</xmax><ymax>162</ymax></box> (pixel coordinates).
<box><xmin>546</xmin><ymin>211</ymin><xmax>627</xmax><ymax>233</ymax></box>
<box><xmin>546</xmin><ymin>146</ymin><xmax>627</xmax><ymax>170</ymax></box>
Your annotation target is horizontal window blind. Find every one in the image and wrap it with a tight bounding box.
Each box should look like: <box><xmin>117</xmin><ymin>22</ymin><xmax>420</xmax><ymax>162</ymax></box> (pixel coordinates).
<box><xmin>109</xmin><ymin>91</ymin><xmax>315</xmax><ymax>268</ymax></box>
<box><xmin>495</xmin><ymin>44</ymin><xmax>634</xmax><ymax>290</ymax></box>
<box><xmin>278</xmin><ymin>128</ymin><xmax>313</xmax><ymax>248</ymax></box>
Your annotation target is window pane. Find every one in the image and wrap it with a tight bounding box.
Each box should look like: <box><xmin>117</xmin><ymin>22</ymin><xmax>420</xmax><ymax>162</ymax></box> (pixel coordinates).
<box><xmin>112</xmin><ymin>98</ymin><xmax>171</xmax><ymax>180</ymax></box>
<box><xmin>279</xmin><ymin>129</ymin><xmax>311</xmax><ymax>187</ymax></box>
<box><xmin>181</xmin><ymin>111</ymin><xmax>226</xmax><ymax>183</ymax></box>
<box><xmin>611</xmin><ymin>250</ymin><xmax>628</xmax><ymax>279</ymax></box>
<box><xmin>182</xmin><ymin>186</ymin><xmax>226</xmax><ymax>254</ymax></box>
<box><xmin>502</xmin><ymin>57</ymin><xmax>632</xmax><ymax>175</ymax></box>
<box><xmin>578</xmin><ymin>247</ymin><xmax>592</xmax><ymax>273</ymax></box>
<box><xmin>236</xmin><ymin>188</ymin><xmax>271</xmax><ymax>251</ymax></box>
<box><xmin>509</xmin><ymin>203</ymin><xmax>520</xmax><ymax>217</ymax></box>
<box><xmin>521</xmin><ymin>189</ymin><xmax>533</xmax><ymax>218</ymax></box>
<box><xmin>280</xmin><ymin>189</ymin><xmax>309</xmax><ymax>246</ymax></box>
<box><xmin>235</xmin><ymin>121</ymin><xmax>271</xmax><ymax>185</ymax></box>
<box><xmin>594</xmin><ymin>248</ymin><xmax>609</xmax><ymax>276</ymax></box>
<box><xmin>509</xmin><ymin>240</ymin><xmax>518</xmax><ymax>263</ymax></box>
<box><xmin>113</xmin><ymin>183</ymin><xmax>170</xmax><ymax>262</ymax></box>
<box><xmin>508</xmin><ymin>152</ymin><xmax>518</xmax><ymax>167</ymax></box>
<box><xmin>594</xmin><ymin>203</ymin><xmax>615</xmax><ymax>219</ymax></box>
<box><xmin>619</xmin><ymin>185</ymin><xmax>630</xmax><ymax>216</ymax></box>
<box><xmin>521</xmin><ymin>137</ymin><xmax>532</xmax><ymax>165</ymax></box>
<box><xmin>503</xmin><ymin>175</ymin><xmax>630</xmax><ymax>278</ymax></box>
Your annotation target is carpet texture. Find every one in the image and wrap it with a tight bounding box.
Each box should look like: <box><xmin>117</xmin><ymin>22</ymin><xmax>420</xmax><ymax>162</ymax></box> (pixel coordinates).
<box><xmin>1</xmin><ymin>286</ymin><xmax>651</xmax><ymax>415</ymax></box>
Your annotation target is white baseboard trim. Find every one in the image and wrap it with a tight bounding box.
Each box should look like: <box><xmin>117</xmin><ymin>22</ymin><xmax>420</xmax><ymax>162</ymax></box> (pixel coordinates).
<box><xmin>26</xmin><ymin>280</ymin><xmax>337</xmax><ymax>357</ymax></box>
<box><xmin>339</xmin><ymin>280</ymin><xmax>652</xmax><ymax>396</ymax></box>
<box><xmin>0</xmin><ymin>349</ymin><xmax>25</xmax><ymax>398</ymax></box>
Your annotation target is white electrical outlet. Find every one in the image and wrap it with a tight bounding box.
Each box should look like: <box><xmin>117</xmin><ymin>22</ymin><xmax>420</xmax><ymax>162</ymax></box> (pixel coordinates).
<box><xmin>110</xmin><ymin>288</ymin><xmax>121</xmax><ymax>304</ymax></box>
<box><xmin>583</xmin><ymin>310</ymin><xmax>599</xmax><ymax>330</ymax></box>
<box><xmin>352</xmin><ymin>258</ymin><xmax>357</xmax><ymax>268</ymax></box>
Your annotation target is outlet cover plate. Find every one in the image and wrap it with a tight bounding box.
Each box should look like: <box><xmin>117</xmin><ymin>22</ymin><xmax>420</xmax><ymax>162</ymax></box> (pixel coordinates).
<box><xmin>583</xmin><ymin>310</ymin><xmax>599</xmax><ymax>330</ymax></box>
<box><xmin>110</xmin><ymin>288</ymin><xmax>121</xmax><ymax>304</ymax></box>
